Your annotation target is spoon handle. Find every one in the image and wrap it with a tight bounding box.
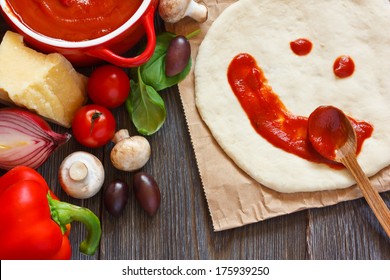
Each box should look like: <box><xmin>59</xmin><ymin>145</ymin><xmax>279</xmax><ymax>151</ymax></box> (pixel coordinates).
<box><xmin>341</xmin><ymin>155</ymin><xmax>390</xmax><ymax>238</ymax></box>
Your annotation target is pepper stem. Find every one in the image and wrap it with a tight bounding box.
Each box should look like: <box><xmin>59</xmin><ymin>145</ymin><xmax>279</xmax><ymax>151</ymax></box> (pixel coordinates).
<box><xmin>47</xmin><ymin>192</ymin><xmax>101</xmax><ymax>256</ymax></box>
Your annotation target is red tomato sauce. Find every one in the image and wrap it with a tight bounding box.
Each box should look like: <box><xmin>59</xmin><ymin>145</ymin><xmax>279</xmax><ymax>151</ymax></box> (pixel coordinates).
<box><xmin>290</xmin><ymin>38</ymin><xmax>312</xmax><ymax>56</ymax></box>
<box><xmin>6</xmin><ymin>0</ymin><xmax>143</xmax><ymax>41</ymax></box>
<box><xmin>227</xmin><ymin>53</ymin><xmax>372</xmax><ymax>169</ymax></box>
<box><xmin>333</xmin><ymin>55</ymin><xmax>355</xmax><ymax>78</ymax></box>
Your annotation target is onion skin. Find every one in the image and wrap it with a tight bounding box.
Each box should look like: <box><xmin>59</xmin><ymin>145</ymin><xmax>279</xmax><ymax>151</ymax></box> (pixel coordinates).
<box><xmin>0</xmin><ymin>108</ymin><xmax>71</xmax><ymax>170</ymax></box>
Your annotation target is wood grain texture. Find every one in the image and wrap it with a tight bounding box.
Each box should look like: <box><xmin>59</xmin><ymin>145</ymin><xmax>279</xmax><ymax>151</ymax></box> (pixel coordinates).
<box><xmin>0</xmin><ymin>13</ymin><xmax>389</xmax><ymax>260</ymax></box>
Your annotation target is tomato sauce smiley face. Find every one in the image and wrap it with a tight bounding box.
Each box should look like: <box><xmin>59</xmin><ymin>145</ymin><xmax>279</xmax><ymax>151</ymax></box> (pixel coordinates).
<box><xmin>227</xmin><ymin>53</ymin><xmax>372</xmax><ymax>169</ymax></box>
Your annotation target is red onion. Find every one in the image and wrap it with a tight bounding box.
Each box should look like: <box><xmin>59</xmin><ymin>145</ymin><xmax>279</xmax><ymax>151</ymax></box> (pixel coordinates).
<box><xmin>0</xmin><ymin>108</ymin><xmax>71</xmax><ymax>170</ymax></box>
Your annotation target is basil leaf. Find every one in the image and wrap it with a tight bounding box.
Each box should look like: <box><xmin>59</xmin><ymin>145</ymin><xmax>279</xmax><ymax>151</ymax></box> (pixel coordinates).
<box><xmin>140</xmin><ymin>32</ymin><xmax>192</xmax><ymax>91</ymax></box>
<box><xmin>129</xmin><ymin>32</ymin><xmax>174</xmax><ymax>83</ymax></box>
<box><xmin>126</xmin><ymin>69</ymin><xmax>166</xmax><ymax>136</ymax></box>
<box><xmin>126</xmin><ymin>31</ymin><xmax>197</xmax><ymax>136</ymax></box>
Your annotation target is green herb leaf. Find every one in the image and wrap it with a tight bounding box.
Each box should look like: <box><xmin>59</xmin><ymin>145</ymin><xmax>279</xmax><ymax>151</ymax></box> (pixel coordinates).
<box><xmin>126</xmin><ymin>31</ymin><xmax>198</xmax><ymax>135</ymax></box>
<box><xmin>139</xmin><ymin>32</ymin><xmax>192</xmax><ymax>91</ymax></box>
<box><xmin>126</xmin><ymin>69</ymin><xmax>166</xmax><ymax>136</ymax></box>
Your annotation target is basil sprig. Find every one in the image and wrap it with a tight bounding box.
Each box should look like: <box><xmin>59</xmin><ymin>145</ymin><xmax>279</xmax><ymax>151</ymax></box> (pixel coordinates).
<box><xmin>126</xmin><ymin>68</ymin><xmax>166</xmax><ymax>136</ymax></box>
<box><xmin>126</xmin><ymin>31</ymin><xmax>198</xmax><ymax>136</ymax></box>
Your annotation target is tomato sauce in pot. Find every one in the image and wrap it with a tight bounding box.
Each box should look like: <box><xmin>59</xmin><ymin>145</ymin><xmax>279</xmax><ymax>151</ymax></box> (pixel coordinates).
<box><xmin>6</xmin><ymin>0</ymin><xmax>143</xmax><ymax>41</ymax></box>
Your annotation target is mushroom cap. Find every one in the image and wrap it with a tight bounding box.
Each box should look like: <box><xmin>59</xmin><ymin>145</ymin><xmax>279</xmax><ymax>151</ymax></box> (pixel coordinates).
<box><xmin>59</xmin><ymin>151</ymin><xmax>105</xmax><ymax>199</ymax></box>
<box><xmin>110</xmin><ymin>136</ymin><xmax>151</xmax><ymax>171</ymax></box>
<box><xmin>159</xmin><ymin>0</ymin><xmax>188</xmax><ymax>23</ymax></box>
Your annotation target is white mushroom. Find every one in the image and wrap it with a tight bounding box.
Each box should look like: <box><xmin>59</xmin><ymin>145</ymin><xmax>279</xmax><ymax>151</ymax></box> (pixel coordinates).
<box><xmin>158</xmin><ymin>0</ymin><xmax>208</xmax><ymax>23</ymax></box>
<box><xmin>110</xmin><ymin>129</ymin><xmax>151</xmax><ymax>172</ymax></box>
<box><xmin>59</xmin><ymin>151</ymin><xmax>105</xmax><ymax>199</ymax></box>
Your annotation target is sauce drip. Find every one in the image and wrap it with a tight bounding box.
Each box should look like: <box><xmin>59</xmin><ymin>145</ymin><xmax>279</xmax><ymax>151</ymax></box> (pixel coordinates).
<box><xmin>227</xmin><ymin>53</ymin><xmax>373</xmax><ymax>169</ymax></box>
<box><xmin>290</xmin><ymin>38</ymin><xmax>312</xmax><ymax>56</ymax></box>
<box><xmin>6</xmin><ymin>0</ymin><xmax>143</xmax><ymax>41</ymax></box>
<box><xmin>333</xmin><ymin>55</ymin><xmax>355</xmax><ymax>78</ymax></box>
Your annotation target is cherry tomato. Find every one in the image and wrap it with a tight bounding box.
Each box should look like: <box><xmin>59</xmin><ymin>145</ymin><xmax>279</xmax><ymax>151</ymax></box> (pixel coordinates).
<box><xmin>72</xmin><ymin>105</ymin><xmax>116</xmax><ymax>148</ymax></box>
<box><xmin>87</xmin><ymin>65</ymin><xmax>130</xmax><ymax>108</ymax></box>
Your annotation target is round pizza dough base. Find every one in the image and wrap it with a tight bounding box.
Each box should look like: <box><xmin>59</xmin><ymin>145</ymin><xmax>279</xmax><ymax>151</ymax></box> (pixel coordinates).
<box><xmin>195</xmin><ymin>0</ymin><xmax>390</xmax><ymax>193</ymax></box>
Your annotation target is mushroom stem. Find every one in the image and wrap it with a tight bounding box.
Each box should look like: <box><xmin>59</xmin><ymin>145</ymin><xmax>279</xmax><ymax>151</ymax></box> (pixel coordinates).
<box><xmin>69</xmin><ymin>161</ymin><xmax>88</xmax><ymax>181</ymax></box>
<box><xmin>159</xmin><ymin>0</ymin><xmax>208</xmax><ymax>23</ymax></box>
<box><xmin>112</xmin><ymin>129</ymin><xmax>130</xmax><ymax>144</ymax></box>
<box><xmin>185</xmin><ymin>0</ymin><xmax>208</xmax><ymax>23</ymax></box>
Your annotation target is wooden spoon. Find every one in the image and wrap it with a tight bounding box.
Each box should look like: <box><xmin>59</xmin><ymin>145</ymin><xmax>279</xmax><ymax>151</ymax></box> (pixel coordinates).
<box><xmin>308</xmin><ymin>105</ymin><xmax>390</xmax><ymax>238</ymax></box>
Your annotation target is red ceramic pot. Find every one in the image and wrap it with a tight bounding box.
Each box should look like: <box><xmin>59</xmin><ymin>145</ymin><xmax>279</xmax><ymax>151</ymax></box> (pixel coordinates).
<box><xmin>0</xmin><ymin>0</ymin><xmax>158</xmax><ymax>67</ymax></box>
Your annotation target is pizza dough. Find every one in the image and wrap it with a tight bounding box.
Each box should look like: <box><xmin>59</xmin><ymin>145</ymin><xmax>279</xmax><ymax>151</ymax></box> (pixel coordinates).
<box><xmin>195</xmin><ymin>0</ymin><xmax>390</xmax><ymax>193</ymax></box>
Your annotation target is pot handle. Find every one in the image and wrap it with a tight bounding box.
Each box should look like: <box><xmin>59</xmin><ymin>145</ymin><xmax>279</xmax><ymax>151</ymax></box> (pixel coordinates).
<box><xmin>86</xmin><ymin>7</ymin><xmax>156</xmax><ymax>68</ymax></box>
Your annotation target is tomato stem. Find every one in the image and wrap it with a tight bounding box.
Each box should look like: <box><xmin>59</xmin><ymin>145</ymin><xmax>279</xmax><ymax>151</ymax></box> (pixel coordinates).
<box><xmin>90</xmin><ymin>111</ymin><xmax>102</xmax><ymax>135</ymax></box>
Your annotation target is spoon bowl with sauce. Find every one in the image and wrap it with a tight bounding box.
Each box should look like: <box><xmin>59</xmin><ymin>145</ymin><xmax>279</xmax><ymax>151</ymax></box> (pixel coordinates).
<box><xmin>308</xmin><ymin>105</ymin><xmax>390</xmax><ymax>238</ymax></box>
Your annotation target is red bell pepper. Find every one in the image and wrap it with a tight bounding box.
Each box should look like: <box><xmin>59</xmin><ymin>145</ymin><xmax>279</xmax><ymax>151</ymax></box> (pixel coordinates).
<box><xmin>0</xmin><ymin>166</ymin><xmax>101</xmax><ymax>260</ymax></box>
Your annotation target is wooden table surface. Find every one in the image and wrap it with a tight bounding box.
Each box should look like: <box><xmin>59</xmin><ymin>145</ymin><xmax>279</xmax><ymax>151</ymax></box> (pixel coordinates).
<box><xmin>1</xmin><ymin>12</ymin><xmax>389</xmax><ymax>261</ymax></box>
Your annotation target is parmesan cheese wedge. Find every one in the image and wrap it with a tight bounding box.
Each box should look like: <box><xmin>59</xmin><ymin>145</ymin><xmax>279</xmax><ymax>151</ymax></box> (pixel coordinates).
<box><xmin>0</xmin><ymin>31</ymin><xmax>87</xmax><ymax>127</ymax></box>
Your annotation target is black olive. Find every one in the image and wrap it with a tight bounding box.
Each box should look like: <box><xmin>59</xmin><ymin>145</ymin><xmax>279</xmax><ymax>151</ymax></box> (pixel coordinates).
<box><xmin>165</xmin><ymin>35</ymin><xmax>191</xmax><ymax>77</ymax></box>
<box><xmin>104</xmin><ymin>179</ymin><xmax>129</xmax><ymax>217</ymax></box>
<box><xmin>133</xmin><ymin>172</ymin><xmax>161</xmax><ymax>216</ymax></box>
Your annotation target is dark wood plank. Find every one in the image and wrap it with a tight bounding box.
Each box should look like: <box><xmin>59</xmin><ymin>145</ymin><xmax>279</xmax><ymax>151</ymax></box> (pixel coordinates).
<box><xmin>307</xmin><ymin>194</ymin><xmax>390</xmax><ymax>259</ymax></box>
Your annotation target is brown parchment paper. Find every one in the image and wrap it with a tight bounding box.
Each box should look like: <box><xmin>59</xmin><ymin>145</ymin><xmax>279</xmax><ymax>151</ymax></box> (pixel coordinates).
<box><xmin>165</xmin><ymin>0</ymin><xmax>390</xmax><ymax>231</ymax></box>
